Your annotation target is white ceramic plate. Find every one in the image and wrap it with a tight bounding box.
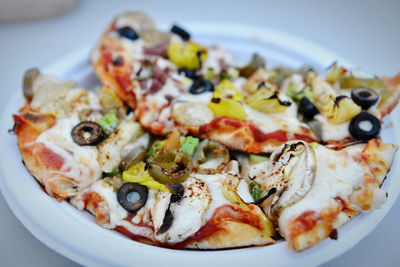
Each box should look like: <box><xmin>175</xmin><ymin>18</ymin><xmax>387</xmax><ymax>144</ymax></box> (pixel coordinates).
<box><xmin>0</xmin><ymin>22</ymin><xmax>399</xmax><ymax>267</ymax></box>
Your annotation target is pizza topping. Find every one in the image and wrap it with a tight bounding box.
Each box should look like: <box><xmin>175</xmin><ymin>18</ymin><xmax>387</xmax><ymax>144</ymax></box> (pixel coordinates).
<box><xmin>238</xmin><ymin>53</ymin><xmax>266</xmax><ymax>78</ymax></box>
<box><xmin>71</xmin><ymin>121</ymin><xmax>104</xmax><ymax>146</ymax></box>
<box><xmin>325</xmin><ymin>96</ymin><xmax>361</xmax><ymax>124</ymax></box>
<box><xmin>154</xmin><ymin>177</ymin><xmax>211</xmax><ymax>243</ymax></box>
<box><xmin>146</xmin><ymin>151</ymin><xmax>193</xmax><ymax>184</ymax></box>
<box><xmin>248</xmin><ymin>154</ymin><xmax>269</xmax><ymax>165</ymax></box>
<box><xmin>23</xmin><ymin>67</ymin><xmax>40</xmax><ymax>101</ymax></box>
<box><xmin>123</xmin><ymin>145</ymin><xmax>146</xmax><ymax>170</ymax></box>
<box><xmin>178</xmin><ymin>68</ymin><xmax>198</xmax><ymax>79</ymax></box>
<box><xmin>132</xmin><ymin>60</ymin><xmax>155</xmax><ymax>80</ymax></box>
<box><xmin>189</xmin><ymin>78</ymin><xmax>214</xmax><ymax>94</ymax></box>
<box><xmin>349</xmin><ymin>112</ymin><xmax>381</xmax><ymax>141</ymax></box>
<box><xmin>170</xmin><ymin>24</ymin><xmax>191</xmax><ymax>40</ymax></box>
<box><xmin>172</xmin><ymin>102</ymin><xmax>214</xmax><ymax>127</ymax></box>
<box><xmin>97</xmin><ymin>113</ymin><xmax>119</xmax><ymax>136</ymax></box>
<box><xmin>255</xmin><ymin>141</ymin><xmax>316</xmax><ymax>221</ymax></box>
<box><xmin>117</xmin><ymin>182</ymin><xmax>148</xmax><ymax>213</ymax></box>
<box><xmin>193</xmin><ymin>139</ymin><xmax>230</xmax><ymax>174</ymax></box>
<box><xmin>208</xmin><ymin>98</ymin><xmax>248</xmax><ymax>120</ymax></box>
<box><xmin>142</xmin><ymin>29</ymin><xmax>170</xmax><ymax>45</ymax></box>
<box><xmin>298</xmin><ymin>96</ymin><xmax>319</xmax><ymax>120</ymax></box>
<box><xmin>245</xmin><ymin>84</ymin><xmax>291</xmax><ymax>114</ymax></box>
<box><xmin>98</xmin><ymin>119</ymin><xmax>146</xmax><ymax>173</ymax></box>
<box><xmin>117</xmin><ymin>26</ymin><xmax>139</xmax><ymax>41</ymax></box>
<box><xmin>123</xmin><ymin>161</ymin><xmax>169</xmax><ymax>192</ymax></box>
<box><xmin>167</xmin><ymin>41</ymin><xmax>208</xmax><ymax>70</ymax></box>
<box><xmin>208</xmin><ymin>81</ymin><xmax>247</xmax><ymax>119</ymax></box>
<box><xmin>250</xmin><ymin>182</ymin><xmax>261</xmax><ymax>201</ymax></box>
<box><xmin>180</xmin><ymin>136</ymin><xmax>200</xmax><ymax>155</ymax></box>
<box><xmin>351</xmin><ymin>87</ymin><xmax>380</xmax><ymax>110</ymax></box>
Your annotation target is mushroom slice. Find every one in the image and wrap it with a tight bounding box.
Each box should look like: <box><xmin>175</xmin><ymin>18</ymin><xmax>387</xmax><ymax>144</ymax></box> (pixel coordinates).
<box><xmin>153</xmin><ymin>177</ymin><xmax>211</xmax><ymax>244</ymax></box>
<box><xmin>116</xmin><ymin>12</ymin><xmax>155</xmax><ymax>34</ymax></box>
<box><xmin>172</xmin><ymin>102</ymin><xmax>214</xmax><ymax>127</ymax></box>
<box><xmin>258</xmin><ymin>141</ymin><xmax>316</xmax><ymax>221</ymax></box>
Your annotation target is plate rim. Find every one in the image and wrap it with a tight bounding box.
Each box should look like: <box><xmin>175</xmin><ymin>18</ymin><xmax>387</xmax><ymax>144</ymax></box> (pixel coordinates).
<box><xmin>0</xmin><ymin>21</ymin><xmax>399</xmax><ymax>267</ymax></box>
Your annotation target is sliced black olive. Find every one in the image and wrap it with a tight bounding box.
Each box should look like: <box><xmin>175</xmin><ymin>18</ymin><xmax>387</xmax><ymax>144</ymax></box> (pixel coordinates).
<box><xmin>351</xmin><ymin>87</ymin><xmax>379</xmax><ymax>110</ymax></box>
<box><xmin>156</xmin><ymin>207</ymin><xmax>173</xmax><ymax>235</ymax></box>
<box><xmin>170</xmin><ymin>24</ymin><xmax>190</xmax><ymax>40</ymax></box>
<box><xmin>71</xmin><ymin>121</ymin><xmax>104</xmax><ymax>146</ymax></box>
<box><xmin>166</xmin><ymin>184</ymin><xmax>185</xmax><ymax>202</ymax></box>
<box><xmin>189</xmin><ymin>78</ymin><xmax>214</xmax><ymax>94</ymax></box>
<box><xmin>298</xmin><ymin>96</ymin><xmax>319</xmax><ymax>120</ymax></box>
<box><xmin>178</xmin><ymin>68</ymin><xmax>197</xmax><ymax>79</ymax></box>
<box><xmin>349</xmin><ymin>112</ymin><xmax>381</xmax><ymax>141</ymax></box>
<box><xmin>112</xmin><ymin>56</ymin><xmax>124</xmax><ymax>66</ymax></box>
<box><xmin>23</xmin><ymin>68</ymin><xmax>40</xmax><ymax>101</ymax></box>
<box><xmin>117</xmin><ymin>182</ymin><xmax>148</xmax><ymax>213</ymax></box>
<box><xmin>117</xmin><ymin>26</ymin><xmax>139</xmax><ymax>41</ymax></box>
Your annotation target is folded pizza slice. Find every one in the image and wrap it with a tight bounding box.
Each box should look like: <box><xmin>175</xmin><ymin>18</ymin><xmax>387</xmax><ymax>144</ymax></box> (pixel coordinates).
<box><xmin>243</xmin><ymin>138</ymin><xmax>397</xmax><ymax>251</ymax></box>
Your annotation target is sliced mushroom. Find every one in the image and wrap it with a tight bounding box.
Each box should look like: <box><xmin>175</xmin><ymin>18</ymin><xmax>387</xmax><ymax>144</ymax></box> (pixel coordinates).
<box><xmin>116</xmin><ymin>12</ymin><xmax>155</xmax><ymax>35</ymax></box>
<box><xmin>172</xmin><ymin>102</ymin><xmax>214</xmax><ymax>127</ymax></box>
<box><xmin>153</xmin><ymin>177</ymin><xmax>211</xmax><ymax>243</ymax></box>
<box><xmin>257</xmin><ymin>141</ymin><xmax>316</xmax><ymax>222</ymax></box>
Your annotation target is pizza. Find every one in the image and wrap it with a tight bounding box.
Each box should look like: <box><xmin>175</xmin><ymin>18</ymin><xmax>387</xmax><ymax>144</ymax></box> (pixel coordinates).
<box><xmin>91</xmin><ymin>12</ymin><xmax>400</xmax><ymax>153</ymax></box>
<box><xmin>11</xmin><ymin>11</ymin><xmax>400</xmax><ymax>252</ymax></box>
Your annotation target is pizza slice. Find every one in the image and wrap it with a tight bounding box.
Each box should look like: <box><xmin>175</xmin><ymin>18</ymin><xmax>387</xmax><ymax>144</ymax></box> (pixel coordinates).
<box><xmin>243</xmin><ymin>138</ymin><xmax>397</xmax><ymax>251</ymax></box>
<box><xmin>13</xmin><ymin>69</ymin><xmax>144</xmax><ymax>200</ymax></box>
<box><xmin>90</xmin><ymin>12</ymin><xmax>318</xmax><ymax>153</ymax></box>
<box><xmin>278</xmin><ymin>64</ymin><xmax>400</xmax><ymax>147</ymax></box>
<box><xmin>70</xmin><ymin>134</ymin><xmax>276</xmax><ymax>249</ymax></box>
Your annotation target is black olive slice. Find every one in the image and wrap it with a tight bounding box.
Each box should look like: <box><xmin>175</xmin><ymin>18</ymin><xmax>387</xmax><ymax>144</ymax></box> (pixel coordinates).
<box><xmin>298</xmin><ymin>96</ymin><xmax>319</xmax><ymax>120</ymax></box>
<box><xmin>156</xmin><ymin>207</ymin><xmax>174</xmax><ymax>235</ymax></box>
<box><xmin>166</xmin><ymin>184</ymin><xmax>185</xmax><ymax>203</ymax></box>
<box><xmin>349</xmin><ymin>112</ymin><xmax>381</xmax><ymax>141</ymax></box>
<box><xmin>189</xmin><ymin>78</ymin><xmax>214</xmax><ymax>94</ymax></box>
<box><xmin>170</xmin><ymin>25</ymin><xmax>190</xmax><ymax>40</ymax></box>
<box><xmin>71</xmin><ymin>121</ymin><xmax>104</xmax><ymax>146</ymax></box>
<box><xmin>117</xmin><ymin>183</ymin><xmax>148</xmax><ymax>213</ymax></box>
<box><xmin>351</xmin><ymin>87</ymin><xmax>379</xmax><ymax>110</ymax></box>
<box><xmin>117</xmin><ymin>26</ymin><xmax>139</xmax><ymax>41</ymax></box>
<box><xmin>178</xmin><ymin>68</ymin><xmax>197</xmax><ymax>79</ymax></box>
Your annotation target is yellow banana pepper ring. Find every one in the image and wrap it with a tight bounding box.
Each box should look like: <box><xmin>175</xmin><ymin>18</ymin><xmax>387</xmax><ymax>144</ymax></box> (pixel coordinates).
<box><xmin>214</xmin><ymin>79</ymin><xmax>243</xmax><ymax>101</ymax></box>
<box><xmin>168</xmin><ymin>41</ymin><xmax>208</xmax><ymax>70</ymax></box>
<box><xmin>208</xmin><ymin>97</ymin><xmax>248</xmax><ymax>120</ymax></box>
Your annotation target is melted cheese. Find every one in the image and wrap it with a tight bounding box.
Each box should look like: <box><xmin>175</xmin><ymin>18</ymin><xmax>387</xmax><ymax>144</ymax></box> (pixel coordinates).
<box><xmin>245</xmin><ymin>102</ymin><xmax>309</xmax><ymax>135</ymax></box>
<box><xmin>34</xmin><ymin>115</ymin><xmax>102</xmax><ymax>195</ymax></box>
<box><xmin>278</xmin><ymin>145</ymin><xmax>366</xmax><ymax>238</ymax></box>
<box><xmin>193</xmin><ymin>174</ymin><xmax>231</xmax><ymax>220</ymax></box>
<box><xmin>314</xmin><ymin>114</ymin><xmax>350</xmax><ymax>141</ymax></box>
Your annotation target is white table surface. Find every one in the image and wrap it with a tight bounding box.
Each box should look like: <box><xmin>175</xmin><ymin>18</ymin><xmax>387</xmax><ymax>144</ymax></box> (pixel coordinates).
<box><xmin>0</xmin><ymin>0</ymin><xmax>399</xmax><ymax>266</ymax></box>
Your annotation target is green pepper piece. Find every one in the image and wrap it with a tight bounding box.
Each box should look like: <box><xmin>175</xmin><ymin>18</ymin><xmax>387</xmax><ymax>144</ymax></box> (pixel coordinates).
<box><xmin>105</xmin><ymin>169</ymin><xmax>119</xmax><ymax>176</ymax></box>
<box><xmin>250</xmin><ymin>182</ymin><xmax>260</xmax><ymax>201</ymax></box>
<box><xmin>147</xmin><ymin>140</ymin><xmax>165</xmax><ymax>158</ymax></box>
<box><xmin>179</xmin><ymin>136</ymin><xmax>199</xmax><ymax>155</ymax></box>
<box><xmin>123</xmin><ymin>146</ymin><xmax>146</xmax><ymax>170</ymax></box>
<box><xmin>97</xmin><ymin>113</ymin><xmax>119</xmax><ymax>136</ymax></box>
<box><xmin>146</xmin><ymin>151</ymin><xmax>192</xmax><ymax>184</ymax></box>
<box><xmin>192</xmin><ymin>139</ymin><xmax>230</xmax><ymax>174</ymax></box>
<box><xmin>249</xmin><ymin>154</ymin><xmax>269</xmax><ymax>165</ymax></box>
